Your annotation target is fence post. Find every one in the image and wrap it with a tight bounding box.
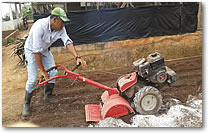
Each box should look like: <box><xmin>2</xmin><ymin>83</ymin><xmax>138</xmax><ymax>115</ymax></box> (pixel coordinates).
<box><xmin>197</xmin><ymin>2</ymin><xmax>202</xmax><ymax>30</ymax></box>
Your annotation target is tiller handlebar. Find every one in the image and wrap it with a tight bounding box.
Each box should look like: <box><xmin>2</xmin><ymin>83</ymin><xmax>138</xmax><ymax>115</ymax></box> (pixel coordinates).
<box><xmin>39</xmin><ymin>64</ymin><xmax>119</xmax><ymax>96</ymax></box>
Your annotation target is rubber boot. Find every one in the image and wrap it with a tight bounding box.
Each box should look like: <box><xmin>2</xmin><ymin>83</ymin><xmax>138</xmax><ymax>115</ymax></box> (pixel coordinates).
<box><xmin>22</xmin><ymin>91</ymin><xmax>33</xmax><ymax>117</ymax></box>
<box><xmin>44</xmin><ymin>83</ymin><xmax>57</xmax><ymax>103</ymax></box>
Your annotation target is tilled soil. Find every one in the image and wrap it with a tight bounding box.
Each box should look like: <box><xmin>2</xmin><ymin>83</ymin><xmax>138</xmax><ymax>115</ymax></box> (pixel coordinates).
<box><xmin>19</xmin><ymin>56</ymin><xmax>202</xmax><ymax>127</ymax></box>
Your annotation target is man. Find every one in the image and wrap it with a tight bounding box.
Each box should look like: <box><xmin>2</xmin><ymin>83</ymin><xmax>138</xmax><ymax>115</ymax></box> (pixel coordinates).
<box><xmin>22</xmin><ymin>7</ymin><xmax>86</xmax><ymax>117</ymax></box>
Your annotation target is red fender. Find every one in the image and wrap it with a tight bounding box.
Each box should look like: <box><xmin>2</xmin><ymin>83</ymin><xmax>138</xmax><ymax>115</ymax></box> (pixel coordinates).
<box><xmin>101</xmin><ymin>91</ymin><xmax>134</xmax><ymax>119</ymax></box>
<box><xmin>85</xmin><ymin>91</ymin><xmax>135</xmax><ymax>122</ymax></box>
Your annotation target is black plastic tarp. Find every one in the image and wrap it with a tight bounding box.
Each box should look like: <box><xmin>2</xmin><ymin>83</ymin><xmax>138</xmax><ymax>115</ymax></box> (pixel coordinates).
<box><xmin>181</xmin><ymin>3</ymin><xmax>199</xmax><ymax>33</ymax></box>
<box><xmin>33</xmin><ymin>3</ymin><xmax>198</xmax><ymax>46</ymax></box>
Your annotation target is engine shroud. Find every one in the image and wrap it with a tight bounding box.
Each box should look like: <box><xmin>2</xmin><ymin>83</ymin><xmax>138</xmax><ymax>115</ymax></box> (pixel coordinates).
<box><xmin>117</xmin><ymin>72</ymin><xmax>137</xmax><ymax>92</ymax></box>
<box><xmin>133</xmin><ymin>53</ymin><xmax>168</xmax><ymax>84</ymax></box>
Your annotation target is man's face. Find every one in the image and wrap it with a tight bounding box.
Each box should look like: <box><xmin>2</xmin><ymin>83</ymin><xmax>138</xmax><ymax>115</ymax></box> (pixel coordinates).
<box><xmin>53</xmin><ymin>17</ymin><xmax>65</xmax><ymax>31</ymax></box>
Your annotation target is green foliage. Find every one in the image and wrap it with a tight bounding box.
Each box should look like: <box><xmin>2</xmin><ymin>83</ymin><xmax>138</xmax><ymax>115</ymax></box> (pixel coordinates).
<box><xmin>2</xmin><ymin>117</ymin><xmax>8</xmax><ymax>123</ymax></box>
<box><xmin>22</xmin><ymin>5</ymin><xmax>32</xmax><ymax>17</ymax></box>
<box><xmin>8</xmin><ymin>37</ymin><xmax>15</xmax><ymax>43</ymax></box>
<box><xmin>12</xmin><ymin>11</ymin><xmax>17</xmax><ymax>19</ymax></box>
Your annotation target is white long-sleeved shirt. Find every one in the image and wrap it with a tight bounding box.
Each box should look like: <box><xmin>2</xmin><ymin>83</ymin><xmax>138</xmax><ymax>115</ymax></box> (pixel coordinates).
<box><xmin>24</xmin><ymin>16</ymin><xmax>73</xmax><ymax>62</ymax></box>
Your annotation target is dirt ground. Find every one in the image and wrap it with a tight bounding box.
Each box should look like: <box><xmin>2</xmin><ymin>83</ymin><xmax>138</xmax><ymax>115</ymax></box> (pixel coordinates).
<box><xmin>2</xmin><ymin>23</ymin><xmax>202</xmax><ymax>127</ymax></box>
<box><xmin>2</xmin><ymin>50</ymin><xmax>202</xmax><ymax>127</ymax></box>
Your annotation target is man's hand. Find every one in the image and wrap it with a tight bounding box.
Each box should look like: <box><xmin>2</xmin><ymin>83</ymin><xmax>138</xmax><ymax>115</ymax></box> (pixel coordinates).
<box><xmin>34</xmin><ymin>53</ymin><xmax>50</xmax><ymax>80</ymax></box>
<box><xmin>76</xmin><ymin>58</ymin><xmax>86</xmax><ymax>67</ymax></box>
<box><xmin>42</xmin><ymin>70</ymin><xmax>50</xmax><ymax>81</ymax></box>
<box><xmin>66</xmin><ymin>43</ymin><xmax>86</xmax><ymax>67</ymax></box>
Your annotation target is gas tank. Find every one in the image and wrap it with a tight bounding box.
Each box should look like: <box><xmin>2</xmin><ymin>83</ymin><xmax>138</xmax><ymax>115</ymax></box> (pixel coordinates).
<box><xmin>117</xmin><ymin>72</ymin><xmax>137</xmax><ymax>92</ymax></box>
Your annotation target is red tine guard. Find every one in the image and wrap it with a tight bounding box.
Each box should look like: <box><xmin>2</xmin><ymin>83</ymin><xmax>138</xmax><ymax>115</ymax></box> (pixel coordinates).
<box><xmin>39</xmin><ymin>64</ymin><xmax>71</xmax><ymax>85</ymax></box>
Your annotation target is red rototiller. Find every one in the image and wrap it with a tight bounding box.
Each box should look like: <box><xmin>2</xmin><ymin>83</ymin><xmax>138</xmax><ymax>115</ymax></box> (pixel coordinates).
<box><xmin>39</xmin><ymin>53</ymin><xmax>178</xmax><ymax>122</ymax></box>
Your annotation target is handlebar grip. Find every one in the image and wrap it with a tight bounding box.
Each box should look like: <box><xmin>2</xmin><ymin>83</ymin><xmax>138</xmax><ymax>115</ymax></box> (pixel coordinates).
<box><xmin>46</xmin><ymin>66</ymin><xmax>57</xmax><ymax>72</ymax></box>
<box><xmin>39</xmin><ymin>64</ymin><xmax>81</xmax><ymax>86</ymax></box>
<box><xmin>39</xmin><ymin>66</ymin><xmax>57</xmax><ymax>84</ymax></box>
<box><xmin>72</xmin><ymin>62</ymin><xmax>81</xmax><ymax>72</ymax></box>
